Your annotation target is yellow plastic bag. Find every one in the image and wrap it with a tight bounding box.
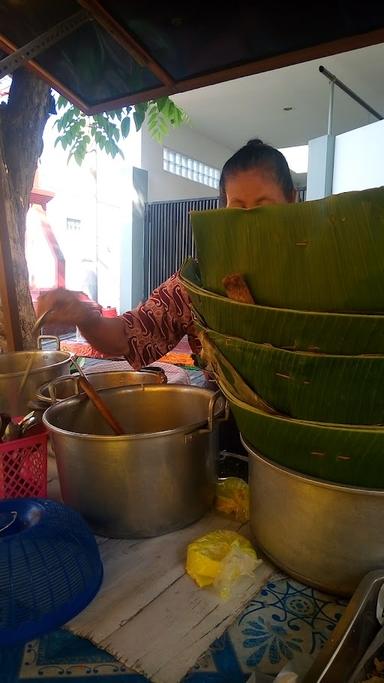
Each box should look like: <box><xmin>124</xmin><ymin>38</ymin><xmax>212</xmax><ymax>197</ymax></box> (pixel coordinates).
<box><xmin>186</xmin><ymin>530</ymin><xmax>260</xmax><ymax>599</ymax></box>
<box><xmin>215</xmin><ymin>477</ymin><xmax>250</xmax><ymax>522</ymax></box>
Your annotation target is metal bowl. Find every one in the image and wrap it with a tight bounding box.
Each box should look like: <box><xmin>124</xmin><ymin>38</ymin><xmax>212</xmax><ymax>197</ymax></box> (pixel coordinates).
<box><xmin>0</xmin><ymin>338</ymin><xmax>72</xmax><ymax>416</ymax></box>
<box><xmin>244</xmin><ymin>437</ymin><xmax>384</xmax><ymax>596</ymax></box>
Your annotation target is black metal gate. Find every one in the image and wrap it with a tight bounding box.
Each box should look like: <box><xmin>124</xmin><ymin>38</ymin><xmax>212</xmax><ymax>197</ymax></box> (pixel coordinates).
<box><xmin>143</xmin><ymin>196</ymin><xmax>219</xmax><ymax>298</ymax></box>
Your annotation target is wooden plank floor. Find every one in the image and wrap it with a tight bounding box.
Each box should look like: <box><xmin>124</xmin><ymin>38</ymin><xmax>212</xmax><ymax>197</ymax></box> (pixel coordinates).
<box><xmin>48</xmin><ymin>455</ymin><xmax>274</xmax><ymax>683</ymax></box>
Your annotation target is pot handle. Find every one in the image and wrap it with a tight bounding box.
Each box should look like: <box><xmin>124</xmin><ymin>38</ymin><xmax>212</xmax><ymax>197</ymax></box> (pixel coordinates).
<box><xmin>141</xmin><ymin>366</ymin><xmax>168</xmax><ymax>383</ymax></box>
<box><xmin>37</xmin><ymin>335</ymin><xmax>61</xmax><ymax>351</ymax></box>
<box><xmin>185</xmin><ymin>390</ymin><xmax>229</xmax><ymax>442</ymax></box>
<box><xmin>47</xmin><ymin>373</ymin><xmax>81</xmax><ymax>403</ymax></box>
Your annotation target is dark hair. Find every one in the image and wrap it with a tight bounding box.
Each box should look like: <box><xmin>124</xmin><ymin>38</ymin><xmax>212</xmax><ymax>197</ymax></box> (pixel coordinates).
<box><xmin>219</xmin><ymin>138</ymin><xmax>295</xmax><ymax>206</ymax></box>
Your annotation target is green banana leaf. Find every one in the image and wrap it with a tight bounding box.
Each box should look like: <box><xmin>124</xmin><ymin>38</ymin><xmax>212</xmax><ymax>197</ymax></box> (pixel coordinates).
<box><xmin>180</xmin><ymin>258</ymin><xmax>384</xmax><ymax>355</ymax></box>
<box><xmin>202</xmin><ymin>325</ymin><xmax>384</xmax><ymax>425</ymax></box>
<box><xmin>219</xmin><ymin>382</ymin><xmax>384</xmax><ymax>489</ymax></box>
<box><xmin>190</xmin><ymin>187</ymin><xmax>384</xmax><ymax>312</ymax></box>
<box><xmin>197</xmin><ymin>327</ymin><xmax>277</xmax><ymax>415</ymax></box>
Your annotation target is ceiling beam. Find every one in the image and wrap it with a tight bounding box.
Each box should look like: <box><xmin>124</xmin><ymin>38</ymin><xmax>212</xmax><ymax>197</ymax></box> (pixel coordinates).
<box><xmin>0</xmin><ymin>11</ymin><xmax>90</xmax><ymax>79</ymax></box>
<box><xmin>77</xmin><ymin>0</ymin><xmax>175</xmax><ymax>87</ymax></box>
<box><xmin>0</xmin><ymin>35</ymin><xmax>91</xmax><ymax>113</ymax></box>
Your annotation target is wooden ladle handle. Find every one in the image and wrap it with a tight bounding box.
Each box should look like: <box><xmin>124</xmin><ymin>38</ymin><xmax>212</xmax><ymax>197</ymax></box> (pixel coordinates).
<box><xmin>77</xmin><ymin>375</ymin><xmax>125</xmax><ymax>436</ymax></box>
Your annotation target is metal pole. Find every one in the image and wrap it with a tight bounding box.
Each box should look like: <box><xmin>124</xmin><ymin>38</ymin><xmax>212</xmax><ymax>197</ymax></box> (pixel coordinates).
<box><xmin>327</xmin><ymin>80</ymin><xmax>335</xmax><ymax>136</ymax></box>
<box><xmin>319</xmin><ymin>65</ymin><xmax>383</xmax><ymax>121</ymax></box>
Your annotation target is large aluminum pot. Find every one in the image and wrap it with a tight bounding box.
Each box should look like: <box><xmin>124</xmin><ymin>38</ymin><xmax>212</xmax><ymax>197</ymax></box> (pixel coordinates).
<box><xmin>0</xmin><ymin>336</ymin><xmax>72</xmax><ymax>417</ymax></box>
<box><xmin>244</xmin><ymin>438</ymin><xmax>384</xmax><ymax>596</ymax></box>
<box><xmin>36</xmin><ymin>368</ymin><xmax>166</xmax><ymax>405</ymax></box>
<box><xmin>43</xmin><ymin>385</ymin><xmax>226</xmax><ymax>538</ymax></box>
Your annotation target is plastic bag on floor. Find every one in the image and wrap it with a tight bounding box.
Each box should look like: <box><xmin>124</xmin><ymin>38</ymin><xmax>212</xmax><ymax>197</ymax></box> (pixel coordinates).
<box><xmin>186</xmin><ymin>529</ymin><xmax>260</xmax><ymax>599</ymax></box>
<box><xmin>215</xmin><ymin>477</ymin><xmax>250</xmax><ymax>522</ymax></box>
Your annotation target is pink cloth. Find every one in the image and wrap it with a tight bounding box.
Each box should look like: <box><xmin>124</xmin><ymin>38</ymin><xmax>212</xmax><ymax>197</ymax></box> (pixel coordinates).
<box><xmin>120</xmin><ymin>272</ymin><xmax>201</xmax><ymax>370</ymax></box>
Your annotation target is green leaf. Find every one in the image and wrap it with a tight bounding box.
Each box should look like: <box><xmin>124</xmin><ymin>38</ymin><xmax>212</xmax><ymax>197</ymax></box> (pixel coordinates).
<box><xmin>203</xmin><ymin>324</ymin><xmax>384</xmax><ymax>425</ymax></box>
<box><xmin>56</xmin><ymin>95</ymin><xmax>68</xmax><ymax>110</ymax></box>
<box><xmin>54</xmin><ymin>95</ymin><xmax>186</xmax><ymax>164</ymax></box>
<box><xmin>133</xmin><ymin>108</ymin><xmax>146</xmax><ymax>131</ymax></box>
<box><xmin>121</xmin><ymin>116</ymin><xmax>131</xmax><ymax>138</ymax></box>
<box><xmin>146</xmin><ymin>107</ymin><xmax>170</xmax><ymax>143</ymax></box>
<box><xmin>222</xmin><ymin>379</ymin><xmax>384</xmax><ymax>488</ymax></box>
<box><xmin>180</xmin><ymin>257</ymin><xmax>384</xmax><ymax>357</ymax></box>
<box><xmin>74</xmin><ymin>149</ymin><xmax>84</xmax><ymax>165</ymax></box>
<box><xmin>156</xmin><ymin>96</ymin><xmax>171</xmax><ymax>113</ymax></box>
<box><xmin>191</xmin><ymin>188</ymin><xmax>384</xmax><ymax>312</ymax></box>
<box><xmin>135</xmin><ymin>101</ymin><xmax>149</xmax><ymax>115</ymax></box>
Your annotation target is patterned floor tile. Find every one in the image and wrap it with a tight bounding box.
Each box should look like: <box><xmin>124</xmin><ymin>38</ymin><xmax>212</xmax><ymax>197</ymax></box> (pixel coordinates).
<box><xmin>224</xmin><ymin>577</ymin><xmax>347</xmax><ymax>677</ymax></box>
<box><xmin>3</xmin><ymin>576</ymin><xmax>347</xmax><ymax>682</ymax></box>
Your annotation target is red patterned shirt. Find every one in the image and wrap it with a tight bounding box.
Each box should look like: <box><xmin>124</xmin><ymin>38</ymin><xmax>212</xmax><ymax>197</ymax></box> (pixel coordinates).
<box><xmin>120</xmin><ymin>272</ymin><xmax>201</xmax><ymax>369</ymax></box>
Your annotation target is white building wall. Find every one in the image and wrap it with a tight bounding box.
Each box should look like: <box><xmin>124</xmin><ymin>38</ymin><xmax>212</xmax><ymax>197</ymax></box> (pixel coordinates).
<box><xmin>141</xmin><ymin>125</ymin><xmax>233</xmax><ymax>202</ymax></box>
<box><xmin>332</xmin><ymin>119</ymin><xmax>384</xmax><ymax>194</ymax></box>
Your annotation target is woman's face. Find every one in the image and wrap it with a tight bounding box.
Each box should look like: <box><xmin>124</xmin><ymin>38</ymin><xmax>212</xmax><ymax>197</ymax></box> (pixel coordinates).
<box><xmin>225</xmin><ymin>169</ymin><xmax>293</xmax><ymax>209</ymax></box>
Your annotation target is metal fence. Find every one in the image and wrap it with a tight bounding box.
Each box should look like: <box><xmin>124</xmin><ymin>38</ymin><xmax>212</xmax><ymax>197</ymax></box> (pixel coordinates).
<box><xmin>143</xmin><ymin>196</ymin><xmax>219</xmax><ymax>297</ymax></box>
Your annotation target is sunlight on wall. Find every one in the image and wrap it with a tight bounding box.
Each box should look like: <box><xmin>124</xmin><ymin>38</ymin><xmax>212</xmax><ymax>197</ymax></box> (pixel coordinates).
<box><xmin>279</xmin><ymin>145</ymin><xmax>308</xmax><ymax>174</ymax></box>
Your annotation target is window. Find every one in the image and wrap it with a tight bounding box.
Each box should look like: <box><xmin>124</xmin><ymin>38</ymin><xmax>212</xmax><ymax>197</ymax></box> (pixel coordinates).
<box><xmin>163</xmin><ymin>148</ymin><xmax>220</xmax><ymax>189</ymax></box>
<box><xmin>66</xmin><ymin>218</ymin><xmax>81</xmax><ymax>233</ymax></box>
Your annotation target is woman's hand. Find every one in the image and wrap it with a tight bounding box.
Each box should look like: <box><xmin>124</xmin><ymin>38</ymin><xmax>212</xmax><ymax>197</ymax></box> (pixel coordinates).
<box><xmin>36</xmin><ymin>288</ymin><xmax>93</xmax><ymax>326</ymax></box>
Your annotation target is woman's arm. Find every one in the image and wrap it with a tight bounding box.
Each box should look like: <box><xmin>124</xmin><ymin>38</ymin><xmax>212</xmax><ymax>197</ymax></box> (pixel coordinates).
<box><xmin>37</xmin><ymin>273</ymin><xmax>194</xmax><ymax>369</ymax></box>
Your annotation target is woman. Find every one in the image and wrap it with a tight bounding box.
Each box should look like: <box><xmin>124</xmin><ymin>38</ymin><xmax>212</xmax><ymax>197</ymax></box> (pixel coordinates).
<box><xmin>37</xmin><ymin>139</ymin><xmax>296</xmax><ymax>365</ymax></box>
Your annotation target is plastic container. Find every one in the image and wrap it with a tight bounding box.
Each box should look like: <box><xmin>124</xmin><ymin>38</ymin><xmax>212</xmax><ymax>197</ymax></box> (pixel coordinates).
<box><xmin>0</xmin><ymin>431</ymin><xmax>48</xmax><ymax>499</ymax></box>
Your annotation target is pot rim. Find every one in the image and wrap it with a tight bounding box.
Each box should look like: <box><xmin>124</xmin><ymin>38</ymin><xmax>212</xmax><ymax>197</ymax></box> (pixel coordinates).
<box><xmin>0</xmin><ymin>351</ymin><xmax>72</xmax><ymax>380</ymax></box>
<box><xmin>242</xmin><ymin>436</ymin><xmax>384</xmax><ymax>496</ymax></box>
<box><xmin>36</xmin><ymin>369</ymin><xmax>163</xmax><ymax>403</ymax></box>
<box><xmin>43</xmin><ymin>384</ymin><xmax>219</xmax><ymax>441</ymax></box>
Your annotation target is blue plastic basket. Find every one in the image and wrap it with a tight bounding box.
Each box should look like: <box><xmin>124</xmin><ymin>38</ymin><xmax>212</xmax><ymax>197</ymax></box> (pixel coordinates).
<box><xmin>0</xmin><ymin>498</ymin><xmax>103</xmax><ymax>646</ymax></box>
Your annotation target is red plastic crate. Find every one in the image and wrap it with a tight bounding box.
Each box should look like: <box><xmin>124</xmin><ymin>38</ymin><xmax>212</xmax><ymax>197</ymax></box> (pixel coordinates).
<box><xmin>0</xmin><ymin>430</ymin><xmax>48</xmax><ymax>499</ymax></box>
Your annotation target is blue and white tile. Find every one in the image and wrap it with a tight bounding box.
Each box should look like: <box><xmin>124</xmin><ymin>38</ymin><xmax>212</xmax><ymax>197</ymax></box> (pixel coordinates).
<box><xmin>3</xmin><ymin>576</ymin><xmax>347</xmax><ymax>682</ymax></box>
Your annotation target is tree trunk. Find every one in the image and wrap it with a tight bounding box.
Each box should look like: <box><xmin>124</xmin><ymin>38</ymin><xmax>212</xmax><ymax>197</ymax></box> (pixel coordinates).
<box><xmin>0</xmin><ymin>68</ymin><xmax>53</xmax><ymax>350</ymax></box>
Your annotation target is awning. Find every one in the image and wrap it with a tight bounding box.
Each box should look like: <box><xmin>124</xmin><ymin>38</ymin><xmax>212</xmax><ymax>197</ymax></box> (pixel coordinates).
<box><xmin>1</xmin><ymin>0</ymin><xmax>384</xmax><ymax>114</ymax></box>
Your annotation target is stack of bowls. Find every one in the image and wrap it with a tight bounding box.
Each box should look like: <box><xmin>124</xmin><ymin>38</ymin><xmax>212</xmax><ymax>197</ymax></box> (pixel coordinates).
<box><xmin>180</xmin><ymin>186</ymin><xmax>384</xmax><ymax>594</ymax></box>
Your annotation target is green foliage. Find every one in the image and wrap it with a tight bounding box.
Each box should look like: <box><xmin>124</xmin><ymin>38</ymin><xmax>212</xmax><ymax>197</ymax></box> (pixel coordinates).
<box><xmin>54</xmin><ymin>95</ymin><xmax>188</xmax><ymax>165</ymax></box>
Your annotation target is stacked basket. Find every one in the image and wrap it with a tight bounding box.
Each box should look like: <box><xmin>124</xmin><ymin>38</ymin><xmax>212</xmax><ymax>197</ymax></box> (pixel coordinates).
<box><xmin>180</xmin><ymin>187</ymin><xmax>384</xmax><ymax>593</ymax></box>
<box><xmin>181</xmin><ymin>186</ymin><xmax>384</xmax><ymax>488</ymax></box>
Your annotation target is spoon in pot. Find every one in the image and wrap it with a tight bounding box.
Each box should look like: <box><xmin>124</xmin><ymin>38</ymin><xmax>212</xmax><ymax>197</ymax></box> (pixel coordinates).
<box><xmin>71</xmin><ymin>357</ymin><xmax>125</xmax><ymax>436</ymax></box>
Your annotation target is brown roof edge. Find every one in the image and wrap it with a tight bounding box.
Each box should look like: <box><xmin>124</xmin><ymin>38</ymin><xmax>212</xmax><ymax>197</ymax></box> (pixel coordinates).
<box><xmin>1</xmin><ymin>25</ymin><xmax>384</xmax><ymax>115</ymax></box>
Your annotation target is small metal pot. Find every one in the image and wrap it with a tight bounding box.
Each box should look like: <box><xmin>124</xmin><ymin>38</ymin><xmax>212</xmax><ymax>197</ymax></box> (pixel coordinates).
<box><xmin>244</xmin><ymin>437</ymin><xmax>384</xmax><ymax>596</ymax></box>
<box><xmin>43</xmin><ymin>385</ymin><xmax>227</xmax><ymax>538</ymax></box>
<box><xmin>36</xmin><ymin>368</ymin><xmax>166</xmax><ymax>405</ymax></box>
<box><xmin>0</xmin><ymin>337</ymin><xmax>72</xmax><ymax>417</ymax></box>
